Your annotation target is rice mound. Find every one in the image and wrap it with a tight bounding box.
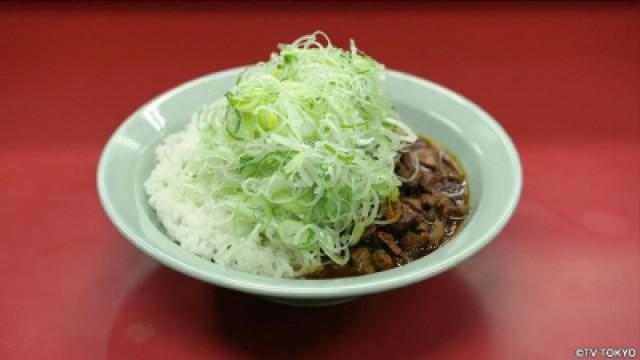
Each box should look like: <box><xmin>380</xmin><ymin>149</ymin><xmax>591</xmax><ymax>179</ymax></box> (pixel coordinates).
<box><xmin>144</xmin><ymin>121</ymin><xmax>316</xmax><ymax>278</ymax></box>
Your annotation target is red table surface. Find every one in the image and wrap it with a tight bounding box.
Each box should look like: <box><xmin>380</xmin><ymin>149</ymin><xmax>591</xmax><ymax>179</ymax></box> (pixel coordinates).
<box><xmin>1</xmin><ymin>2</ymin><xmax>639</xmax><ymax>359</ymax></box>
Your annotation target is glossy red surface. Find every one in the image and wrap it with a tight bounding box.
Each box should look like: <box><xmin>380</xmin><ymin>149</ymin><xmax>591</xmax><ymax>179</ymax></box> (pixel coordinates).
<box><xmin>1</xmin><ymin>2</ymin><xmax>639</xmax><ymax>359</ymax></box>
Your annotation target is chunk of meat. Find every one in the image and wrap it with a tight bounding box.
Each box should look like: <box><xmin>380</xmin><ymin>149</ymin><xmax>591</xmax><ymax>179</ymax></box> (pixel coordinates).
<box><xmin>304</xmin><ymin>263</ymin><xmax>361</xmax><ymax>279</ymax></box>
<box><xmin>371</xmin><ymin>249</ymin><xmax>396</xmax><ymax>271</ymax></box>
<box><xmin>418</xmin><ymin>167</ymin><xmax>438</xmax><ymax>191</ymax></box>
<box><xmin>390</xmin><ymin>202</ymin><xmax>421</xmax><ymax>232</ymax></box>
<box><xmin>422</xmin><ymin>192</ymin><xmax>456</xmax><ymax>212</ymax></box>
<box><xmin>425</xmin><ymin>181</ymin><xmax>445</xmax><ymax>194</ymax></box>
<box><xmin>400</xmin><ymin>231</ymin><xmax>430</xmax><ymax>257</ymax></box>
<box><xmin>416</xmin><ymin>221</ymin><xmax>429</xmax><ymax>232</ymax></box>
<box><xmin>435</xmin><ymin>195</ymin><xmax>469</xmax><ymax>218</ymax></box>
<box><xmin>436</xmin><ymin>194</ymin><xmax>455</xmax><ymax>212</ymax></box>
<box><xmin>420</xmin><ymin>193</ymin><xmax>438</xmax><ymax>208</ymax></box>
<box><xmin>423</xmin><ymin>208</ymin><xmax>437</xmax><ymax>222</ymax></box>
<box><xmin>415</xmin><ymin>147</ymin><xmax>439</xmax><ymax>168</ymax></box>
<box><xmin>445</xmin><ymin>203</ymin><xmax>469</xmax><ymax>217</ymax></box>
<box><xmin>410</xmin><ymin>138</ymin><xmax>429</xmax><ymax>149</ymax></box>
<box><xmin>402</xmin><ymin>197</ymin><xmax>423</xmax><ymax>211</ymax></box>
<box><xmin>441</xmin><ymin>179</ymin><xmax>466</xmax><ymax>197</ymax></box>
<box><xmin>445</xmin><ymin>222</ymin><xmax>458</xmax><ymax>237</ymax></box>
<box><xmin>377</xmin><ymin>232</ymin><xmax>403</xmax><ymax>256</ymax></box>
<box><xmin>361</xmin><ymin>225</ymin><xmax>378</xmax><ymax>242</ymax></box>
<box><xmin>396</xmin><ymin>161</ymin><xmax>415</xmax><ymax>179</ymax></box>
<box><xmin>442</xmin><ymin>153</ymin><xmax>464</xmax><ymax>177</ymax></box>
<box><xmin>442</xmin><ymin>168</ymin><xmax>464</xmax><ymax>182</ymax></box>
<box><xmin>383</xmin><ymin>201</ymin><xmax>402</xmax><ymax>223</ymax></box>
<box><xmin>430</xmin><ymin>219</ymin><xmax>446</xmax><ymax>247</ymax></box>
<box><xmin>351</xmin><ymin>247</ymin><xmax>375</xmax><ymax>274</ymax></box>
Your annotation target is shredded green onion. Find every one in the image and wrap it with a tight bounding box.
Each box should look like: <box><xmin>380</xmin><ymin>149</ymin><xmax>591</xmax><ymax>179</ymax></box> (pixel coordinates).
<box><xmin>191</xmin><ymin>31</ymin><xmax>416</xmax><ymax>270</ymax></box>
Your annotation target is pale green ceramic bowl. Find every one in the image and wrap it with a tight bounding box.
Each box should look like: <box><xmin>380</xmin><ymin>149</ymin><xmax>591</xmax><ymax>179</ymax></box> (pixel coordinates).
<box><xmin>97</xmin><ymin>68</ymin><xmax>522</xmax><ymax>306</ymax></box>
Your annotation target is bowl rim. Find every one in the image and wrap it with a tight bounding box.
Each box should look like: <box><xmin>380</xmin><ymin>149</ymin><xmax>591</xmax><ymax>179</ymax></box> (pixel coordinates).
<box><xmin>97</xmin><ymin>67</ymin><xmax>523</xmax><ymax>299</ymax></box>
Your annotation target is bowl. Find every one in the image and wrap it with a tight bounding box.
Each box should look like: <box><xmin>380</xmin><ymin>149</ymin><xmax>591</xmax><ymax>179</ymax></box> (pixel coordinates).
<box><xmin>97</xmin><ymin>67</ymin><xmax>522</xmax><ymax>306</ymax></box>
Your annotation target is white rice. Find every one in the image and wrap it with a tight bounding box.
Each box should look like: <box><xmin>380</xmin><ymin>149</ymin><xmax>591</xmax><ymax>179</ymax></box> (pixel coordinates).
<box><xmin>144</xmin><ymin>121</ymin><xmax>316</xmax><ymax>278</ymax></box>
